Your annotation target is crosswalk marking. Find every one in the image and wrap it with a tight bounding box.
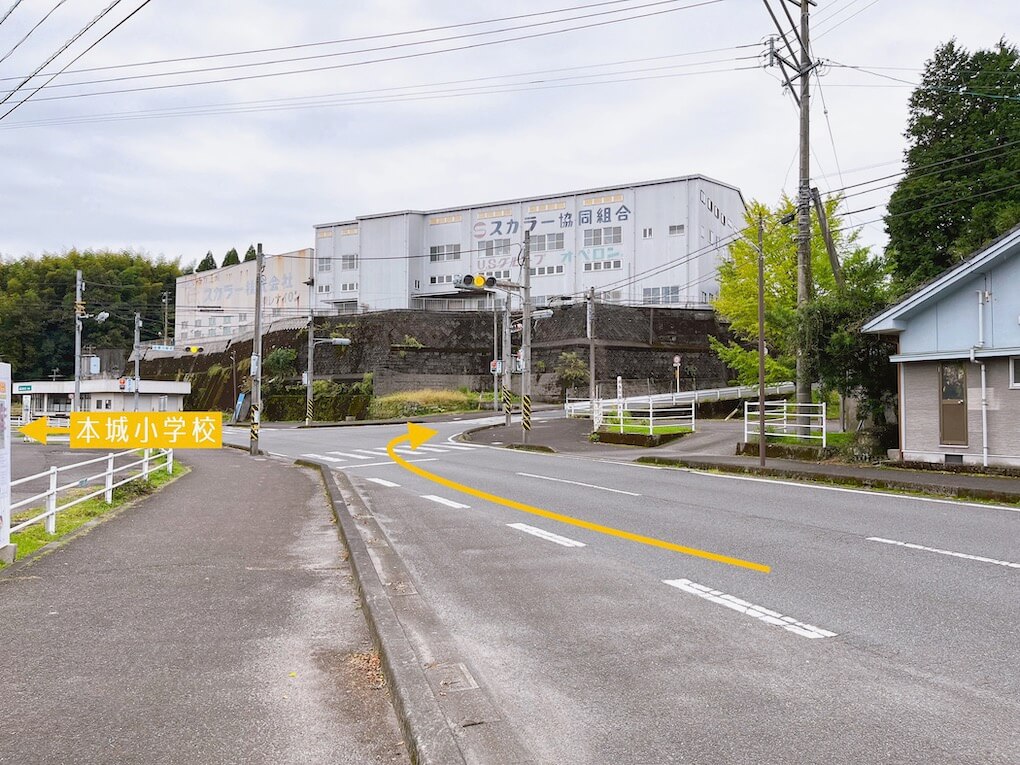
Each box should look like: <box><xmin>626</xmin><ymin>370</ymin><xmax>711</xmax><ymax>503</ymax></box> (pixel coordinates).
<box><xmin>301</xmin><ymin>453</ymin><xmax>345</xmax><ymax>463</ymax></box>
<box><xmin>413</xmin><ymin>445</ymin><xmax>450</xmax><ymax>453</ymax></box>
<box><xmin>438</xmin><ymin>443</ymin><xmax>480</xmax><ymax>451</ymax></box>
<box><xmin>326</xmin><ymin>450</ymin><xmax>372</xmax><ymax>460</ymax></box>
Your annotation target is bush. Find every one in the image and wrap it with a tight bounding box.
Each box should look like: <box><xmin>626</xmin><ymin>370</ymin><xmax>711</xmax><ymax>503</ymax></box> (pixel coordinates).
<box><xmin>368</xmin><ymin>389</ymin><xmax>475</xmax><ymax>419</ymax></box>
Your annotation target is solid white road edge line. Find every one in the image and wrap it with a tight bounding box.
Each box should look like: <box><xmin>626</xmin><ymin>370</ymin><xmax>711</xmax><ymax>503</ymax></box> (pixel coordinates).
<box><xmin>685</xmin><ymin>468</ymin><xmax>1020</xmax><ymax>514</ymax></box>
<box><xmin>507</xmin><ymin>522</ymin><xmax>586</xmax><ymax>548</ymax></box>
<box><xmin>663</xmin><ymin>578</ymin><xmax>838</xmax><ymax>640</ymax></box>
<box><xmin>366</xmin><ymin>478</ymin><xmax>400</xmax><ymax>488</ymax></box>
<box><xmin>421</xmin><ymin>495</ymin><xmax>470</xmax><ymax>509</ymax></box>
<box><xmin>516</xmin><ymin>471</ymin><xmax>641</xmax><ymax>496</ymax></box>
<box><xmin>867</xmin><ymin>536</ymin><xmax>1020</xmax><ymax>569</ymax></box>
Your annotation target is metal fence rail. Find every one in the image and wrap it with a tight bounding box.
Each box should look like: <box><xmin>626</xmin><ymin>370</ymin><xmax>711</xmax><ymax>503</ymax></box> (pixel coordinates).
<box><xmin>594</xmin><ymin>398</ymin><xmax>696</xmax><ymax>436</ymax></box>
<box><xmin>9</xmin><ymin>448</ymin><xmax>174</xmax><ymax>535</ymax></box>
<box><xmin>566</xmin><ymin>382</ymin><xmax>796</xmax><ymax>417</ymax></box>
<box><xmin>744</xmin><ymin>401</ymin><xmax>826</xmax><ymax>446</ymax></box>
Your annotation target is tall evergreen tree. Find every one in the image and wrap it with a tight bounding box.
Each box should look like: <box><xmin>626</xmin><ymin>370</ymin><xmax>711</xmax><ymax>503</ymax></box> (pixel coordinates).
<box><xmin>222</xmin><ymin>247</ymin><xmax>240</xmax><ymax>267</ymax></box>
<box><xmin>886</xmin><ymin>39</ymin><xmax>1020</xmax><ymax>286</ymax></box>
<box><xmin>195</xmin><ymin>251</ymin><xmax>217</xmax><ymax>272</ymax></box>
<box><xmin>243</xmin><ymin>244</ymin><xmax>257</xmax><ymax>262</ymax></box>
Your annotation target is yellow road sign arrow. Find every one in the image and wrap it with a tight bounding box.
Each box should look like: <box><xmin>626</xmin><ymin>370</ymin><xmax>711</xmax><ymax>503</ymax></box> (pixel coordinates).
<box><xmin>19</xmin><ymin>416</ymin><xmax>70</xmax><ymax>445</ymax></box>
<box><xmin>387</xmin><ymin>423</ymin><xmax>770</xmax><ymax>574</ymax></box>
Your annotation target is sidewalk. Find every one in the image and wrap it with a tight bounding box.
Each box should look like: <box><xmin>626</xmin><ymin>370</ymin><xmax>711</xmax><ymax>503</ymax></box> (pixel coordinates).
<box><xmin>0</xmin><ymin>449</ymin><xmax>408</xmax><ymax>765</ymax></box>
<box><xmin>464</xmin><ymin>417</ymin><xmax>1020</xmax><ymax>504</ymax></box>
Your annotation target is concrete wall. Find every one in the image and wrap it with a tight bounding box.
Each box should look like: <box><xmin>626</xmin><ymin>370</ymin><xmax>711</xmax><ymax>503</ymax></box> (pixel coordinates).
<box><xmin>901</xmin><ymin>358</ymin><xmax>1020</xmax><ymax>466</ymax></box>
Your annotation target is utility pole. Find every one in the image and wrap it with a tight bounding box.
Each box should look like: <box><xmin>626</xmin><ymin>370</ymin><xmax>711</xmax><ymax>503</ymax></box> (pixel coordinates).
<box><xmin>250</xmin><ymin>243</ymin><xmax>264</xmax><ymax>456</ymax></box>
<box><xmin>521</xmin><ymin>231</ymin><xmax>532</xmax><ymax>443</ymax></box>
<box><xmin>161</xmin><ymin>291</ymin><xmax>170</xmax><ymax>344</ymax></box>
<box><xmin>133</xmin><ymin>313</ymin><xmax>142</xmax><ymax>412</ymax></box>
<box><xmin>502</xmin><ymin>298</ymin><xmax>511</xmax><ymax>427</ymax></box>
<box><xmin>757</xmin><ymin>215</ymin><xmax>767</xmax><ymax>468</ymax></box>
<box><xmin>492</xmin><ymin>300</ymin><xmax>499</xmax><ymax>412</ymax></box>
<box><xmin>73</xmin><ymin>269</ymin><xmax>83</xmax><ymax>414</ymax></box>
<box><xmin>305</xmin><ymin>263</ymin><xmax>315</xmax><ymax>426</ymax></box>
<box><xmin>586</xmin><ymin>286</ymin><xmax>596</xmax><ymax>408</ymax></box>
<box><xmin>796</xmin><ymin>0</ymin><xmax>813</xmax><ymax>411</ymax></box>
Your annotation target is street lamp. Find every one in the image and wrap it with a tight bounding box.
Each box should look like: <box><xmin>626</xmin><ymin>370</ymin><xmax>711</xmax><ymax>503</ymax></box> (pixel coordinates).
<box><xmin>305</xmin><ymin>337</ymin><xmax>352</xmax><ymax>425</ymax></box>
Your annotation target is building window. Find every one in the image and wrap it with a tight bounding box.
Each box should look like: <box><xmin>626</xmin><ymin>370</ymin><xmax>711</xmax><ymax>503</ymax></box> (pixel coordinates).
<box><xmin>709</xmin><ymin>230</ymin><xmax>717</xmax><ymax>244</ymax></box>
<box><xmin>599</xmin><ymin>290</ymin><xmax>622</xmax><ymax>303</ymax></box>
<box><xmin>583</xmin><ymin>260</ymin><xmax>623</xmax><ymax>272</ymax></box>
<box><xmin>317</xmin><ymin>284</ymin><xmax>331</xmax><ymax>294</ymax></box>
<box><xmin>429</xmin><ymin>274</ymin><xmax>456</xmax><ymax>285</ymax></box>
<box><xmin>531</xmin><ymin>233</ymin><xmax>565</xmax><ymax>252</ymax></box>
<box><xmin>238</xmin><ymin>313</ymin><xmax>247</xmax><ymax>322</ymax></box>
<box><xmin>527</xmin><ymin>201</ymin><xmax>566</xmax><ymax>213</ymax></box>
<box><xmin>582</xmin><ymin>193</ymin><xmax>623</xmax><ymax>206</ymax></box>
<box><xmin>669</xmin><ymin>224</ymin><xmax>685</xmax><ymax>236</ymax></box>
<box><xmin>528</xmin><ymin>265</ymin><xmax>565</xmax><ymax>276</ymax></box>
<box><xmin>208</xmin><ymin>316</ymin><xmax>216</xmax><ymax>325</ymax></box>
<box><xmin>1011</xmin><ymin>357</ymin><xmax>1020</xmax><ymax>389</ymax></box>
<box><xmin>316</xmin><ymin>228</ymin><xmax>333</xmax><ymax>239</ymax></box>
<box><xmin>642</xmin><ymin>227</ymin><xmax>653</xmax><ymax>239</ymax></box>
<box><xmin>643</xmin><ymin>286</ymin><xmax>681</xmax><ymax>304</ymax></box>
<box><xmin>181</xmin><ymin>321</ymin><xmax>189</xmax><ymax>329</ymax></box>
<box><xmin>478</xmin><ymin>239</ymin><xmax>511</xmax><ymax>258</ymax></box>
<box><xmin>318</xmin><ymin>259</ymin><xmax>332</xmax><ymax>272</ymax></box>
<box><xmin>223</xmin><ymin>315</ymin><xmax>231</xmax><ymax>324</ymax></box>
<box><xmin>194</xmin><ymin>318</ymin><xmax>202</xmax><ymax>327</ymax></box>
<box><xmin>477</xmin><ymin>208</ymin><xmax>512</xmax><ymax>220</ymax></box>
<box><xmin>429</xmin><ymin>214</ymin><xmax>463</xmax><ymax>225</ymax></box>
<box><xmin>583</xmin><ymin>226</ymin><xmax>622</xmax><ymax>247</ymax></box>
<box><xmin>341</xmin><ymin>253</ymin><xmax>358</xmax><ymax>269</ymax></box>
<box><xmin>483</xmin><ymin>269</ymin><xmax>511</xmax><ymax>279</ymax></box>
<box><xmin>429</xmin><ymin>244</ymin><xmax>461</xmax><ymax>262</ymax></box>
<box><xmin>340</xmin><ymin>225</ymin><xmax>359</xmax><ymax>236</ymax></box>
<box><xmin>340</xmin><ymin>282</ymin><xmax>357</xmax><ymax>292</ymax></box>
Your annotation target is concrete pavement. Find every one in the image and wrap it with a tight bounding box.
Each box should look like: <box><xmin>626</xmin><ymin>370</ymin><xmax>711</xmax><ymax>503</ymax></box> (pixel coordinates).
<box><xmin>0</xmin><ymin>448</ymin><xmax>408</xmax><ymax>765</ymax></box>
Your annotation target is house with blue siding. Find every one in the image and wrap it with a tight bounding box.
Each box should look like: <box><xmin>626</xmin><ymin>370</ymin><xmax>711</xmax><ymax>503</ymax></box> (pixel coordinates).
<box><xmin>863</xmin><ymin>224</ymin><xmax>1020</xmax><ymax>467</ymax></box>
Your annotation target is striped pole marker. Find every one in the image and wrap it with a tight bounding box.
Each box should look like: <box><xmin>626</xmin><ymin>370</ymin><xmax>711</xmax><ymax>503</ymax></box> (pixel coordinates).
<box><xmin>522</xmin><ymin>395</ymin><xmax>532</xmax><ymax>431</ymax></box>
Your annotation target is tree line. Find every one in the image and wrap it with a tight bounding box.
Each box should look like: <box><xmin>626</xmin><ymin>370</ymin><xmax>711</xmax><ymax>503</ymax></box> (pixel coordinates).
<box><xmin>187</xmin><ymin>244</ymin><xmax>258</xmax><ymax>274</ymax></box>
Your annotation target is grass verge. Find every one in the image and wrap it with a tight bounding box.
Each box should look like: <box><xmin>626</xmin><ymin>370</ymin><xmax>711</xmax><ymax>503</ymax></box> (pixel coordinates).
<box><xmin>4</xmin><ymin>459</ymin><xmax>189</xmax><ymax>567</ymax></box>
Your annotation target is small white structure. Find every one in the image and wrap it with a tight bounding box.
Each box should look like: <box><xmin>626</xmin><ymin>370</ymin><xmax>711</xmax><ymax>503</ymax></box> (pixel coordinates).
<box><xmin>14</xmin><ymin>379</ymin><xmax>191</xmax><ymax>421</ymax></box>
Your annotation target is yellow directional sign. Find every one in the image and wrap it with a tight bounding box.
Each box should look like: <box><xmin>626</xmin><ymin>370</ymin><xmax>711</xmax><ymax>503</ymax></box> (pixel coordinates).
<box><xmin>387</xmin><ymin>423</ymin><xmax>770</xmax><ymax>573</ymax></box>
<box><xmin>20</xmin><ymin>412</ymin><xmax>222</xmax><ymax>449</ymax></box>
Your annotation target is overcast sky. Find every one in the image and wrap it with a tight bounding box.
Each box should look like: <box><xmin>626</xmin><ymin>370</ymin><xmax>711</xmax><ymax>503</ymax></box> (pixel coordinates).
<box><xmin>0</xmin><ymin>0</ymin><xmax>1017</xmax><ymax>267</ymax></box>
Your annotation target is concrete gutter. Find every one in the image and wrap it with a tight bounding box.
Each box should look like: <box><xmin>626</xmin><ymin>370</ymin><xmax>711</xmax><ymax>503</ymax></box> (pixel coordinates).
<box><xmin>637</xmin><ymin>456</ymin><xmax>1020</xmax><ymax>505</ymax></box>
<box><xmin>300</xmin><ymin>461</ymin><xmax>467</xmax><ymax>765</ymax></box>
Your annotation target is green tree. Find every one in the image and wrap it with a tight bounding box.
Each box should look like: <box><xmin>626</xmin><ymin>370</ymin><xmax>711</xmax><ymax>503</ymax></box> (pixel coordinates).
<box><xmin>886</xmin><ymin>39</ymin><xmax>1020</xmax><ymax>286</ymax></box>
<box><xmin>195</xmin><ymin>251</ymin><xmax>217</xmax><ymax>272</ymax></box>
<box><xmin>710</xmin><ymin>196</ymin><xmax>843</xmax><ymax>385</ymax></box>
<box><xmin>263</xmin><ymin>347</ymin><xmax>298</xmax><ymax>379</ymax></box>
<box><xmin>553</xmin><ymin>351</ymin><xmax>588</xmax><ymax>397</ymax></box>
<box><xmin>243</xmin><ymin>244</ymin><xmax>257</xmax><ymax>262</ymax></box>
<box><xmin>221</xmin><ymin>248</ymin><xmax>240</xmax><ymax>267</ymax></box>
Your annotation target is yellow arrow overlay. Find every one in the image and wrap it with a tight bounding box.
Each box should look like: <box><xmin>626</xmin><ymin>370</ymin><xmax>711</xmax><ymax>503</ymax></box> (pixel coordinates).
<box><xmin>387</xmin><ymin>423</ymin><xmax>770</xmax><ymax>574</ymax></box>
<box><xmin>19</xmin><ymin>416</ymin><xmax>70</xmax><ymax>445</ymax></box>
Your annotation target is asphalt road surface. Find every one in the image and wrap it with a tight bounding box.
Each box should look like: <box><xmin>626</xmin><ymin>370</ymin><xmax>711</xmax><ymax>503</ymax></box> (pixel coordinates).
<box><xmin>225</xmin><ymin>417</ymin><xmax>1020</xmax><ymax>764</ymax></box>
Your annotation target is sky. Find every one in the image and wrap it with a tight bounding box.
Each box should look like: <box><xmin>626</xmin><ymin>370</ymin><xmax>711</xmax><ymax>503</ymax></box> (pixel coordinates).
<box><xmin>0</xmin><ymin>0</ymin><xmax>1018</xmax><ymax>268</ymax></box>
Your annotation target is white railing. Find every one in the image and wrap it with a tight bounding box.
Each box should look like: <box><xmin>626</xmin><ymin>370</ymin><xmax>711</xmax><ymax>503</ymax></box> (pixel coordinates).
<box><xmin>9</xmin><ymin>448</ymin><xmax>174</xmax><ymax>535</ymax></box>
<box><xmin>744</xmin><ymin>401</ymin><xmax>826</xmax><ymax>447</ymax></box>
<box><xmin>565</xmin><ymin>382</ymin><xmax>797</xmax><ymax>417</ymax></box>
<box><xmin>595</xmin><ymin>398</ymin><xmax>696</xmax><ymax>436</ymax></box>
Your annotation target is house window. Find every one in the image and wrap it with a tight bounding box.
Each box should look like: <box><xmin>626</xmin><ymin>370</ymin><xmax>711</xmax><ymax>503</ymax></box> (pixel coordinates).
<box><xmin>939</xmin><ymin>362</ymin><xmax>968</xmax><ymax>446</ymax></box>
<box><xmin>1011</xmin><ymin>357</ymin><xmax>1020</xmax><ymax>389</ymax></box>
<box><xmin>341</xmin><ymin>253</ymin><xmax>358</xmax><ymax>269</ymax></box>
<box><xmin>583</xmin><ymin>226</ymin><xmax>622</xmax><ymax>247</ymax></box>
<box><xmin>318</xmin><ymin>259</ymin><xmax>332</xmax><ymax>272</ymax></box>
<box><xmin>477</xmin><ymin>239</ymin><xmax>510</xmax><ymax>258</ymax></box>
<box><xmin>429</xmin><ymin>244</ymin><xmax>461</xmax><ymax>262</ymax></box>
<box><xmin>642</xmin><ymin>227</ymin><xmax>653</xmax><ymax>239</ymax></box>
<box><xmin>317</xmin><ymin>284</ymin><xmax>331</xmax><ymax>294</ymax></box>
<box><xmin>669</xmin><ymin>224</ymin><xmax>685</xmax><ymax>236</ymax></box>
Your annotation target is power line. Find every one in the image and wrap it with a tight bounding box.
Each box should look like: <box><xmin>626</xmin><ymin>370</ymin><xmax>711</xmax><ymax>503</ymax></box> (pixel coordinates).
<box><xmin>813</xmin><ymin>0</ymin><xmax>882</xmax><ymax>39</ymax></box>
<box><xmin>0</xmin><ymin>0</ymin><xmax>26</xmax><ymax>29</ymax></box>
<box><xmin>0</xmin><ymin>0</ymin><xmax>70</xmax><ymax>66</ymax></box>
<box><xmin>1</xmin><ymin>0</ymin><xmax>156</xmax><ymax>121</ymax></box>
<box><xmin>0</xmin><ymin>0</ymin><xmax>726</xmax><ymax>108</ymax></box>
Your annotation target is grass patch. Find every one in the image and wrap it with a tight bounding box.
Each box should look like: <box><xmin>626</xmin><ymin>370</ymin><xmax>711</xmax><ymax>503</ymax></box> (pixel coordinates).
<box><xmin>368</xmin><ymin>389</ymin><xmax>484</xmax><ymax>419</ymax></box>
<box><xmin>4</xmin><ymin>458</ymin><xmax>189</xmax><ymax>566</ymax></box>
<box><xmin>599</xmin><ymin>413</ymin><xmax>693</xmax><ymax>436</ymax></box>
<box><xmin>763</xmin><ymin>431</ymin><xmax>852</xmax><ymax>447</ymax></box>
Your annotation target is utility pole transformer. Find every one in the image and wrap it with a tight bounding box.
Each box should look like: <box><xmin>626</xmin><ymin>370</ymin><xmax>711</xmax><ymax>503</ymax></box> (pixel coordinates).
<box><xmin>250</xmin><ymin>243</ymin><xmax>264</xmax><ymax>456</ymax></box>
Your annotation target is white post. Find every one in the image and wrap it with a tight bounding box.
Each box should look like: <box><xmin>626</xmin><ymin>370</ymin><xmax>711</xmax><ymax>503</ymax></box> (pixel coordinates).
<box><xmin>167</xmin><ymin>448</ymin><xmax>174</xmax><ymax>475</ymax></box>
<box><xmin>744</xmin><ymin>401</ymin><xmax>750</xmax><ymax>443</ymax></box>
<box><xmin>46</xmin><ymin>466</ymin><xmax>58</xmax><ymax>534</ymax></box>
<box><xmin>648</xmin><ymin>400</ymin><xmax>654</xmax><ymax>436</ymax></box>
<box><xmin>105</xmin><ymin>453</ymin><xmax>114</xmax><ymax>504</ymax></box>
<box><xmin>142</xmin><ymin>448</ymin><xmax>150</xmax><ymax>480</ymax></box>
<box><xmin>821</xmin><ymin>406</ymin><xmax>827</xmax><ymax>448</ymax></box>
<box><xmin>691</xmin><ymin>401</ymin><xmax>697</xmax><ymax>433</ymax></box>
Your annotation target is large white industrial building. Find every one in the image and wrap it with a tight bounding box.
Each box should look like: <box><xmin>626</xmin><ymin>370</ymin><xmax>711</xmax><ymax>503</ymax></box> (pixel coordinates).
<box><xmin>175</xmin><ymin>175</ymin><xmax>745</xmax><ymax>345</ymax></box>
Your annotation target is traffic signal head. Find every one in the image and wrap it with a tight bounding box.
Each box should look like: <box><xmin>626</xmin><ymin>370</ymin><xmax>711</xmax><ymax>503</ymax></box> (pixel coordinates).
<box><xmin>470</xmin><ymin>274</ymin><xmax>497</xmax><ymax>288</ymax></box>
<box><xmin>185</xmin><ymin>346</ymin><xmax>204</xmax><ymax>353</ymax></box>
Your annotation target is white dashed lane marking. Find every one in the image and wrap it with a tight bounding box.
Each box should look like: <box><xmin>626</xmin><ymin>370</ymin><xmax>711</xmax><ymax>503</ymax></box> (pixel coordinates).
<box><xmin>663</xmin><ymin>578</ymin><xmax>837</xmax><ymax>640</ymax></box>
<box><xmin>421</xmin><ymin>495</ymin><xmax>470</xmax><ymax>509</ymax></box>
<box><xmin>507</xmin><ymin>523</ymin><xmax>586</xmax><ymax>548</ymax></box>
<box><xmin>867</xmin><ymin>537</ymin><xmax>1020</xmax><ymax>569</ymax></box>
<box><xmin>366</xmin><ymin>478</ymin><xmax>400</xmax><ymax>488</ymax></box>
<box><xmin>516</xmin><ymin>472</ymin><xmax>641</xmax><ymax>496</ymax></box>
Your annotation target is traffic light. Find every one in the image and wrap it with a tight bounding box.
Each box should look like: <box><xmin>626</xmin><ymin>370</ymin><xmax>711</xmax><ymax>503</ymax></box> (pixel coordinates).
<box><xmin>462</xmin><ymin>273</ymin><xmax>497</xmax><ymax>289</ymax></box>
<box><xmin>74</xmin><ymin>300</ymin><xmax>86</xmax><ymax>317</ymax></box>
<box><xmin>185</xmin><ymin>346</ymin><xmax>204</xmax><ymax>353</ymax></box>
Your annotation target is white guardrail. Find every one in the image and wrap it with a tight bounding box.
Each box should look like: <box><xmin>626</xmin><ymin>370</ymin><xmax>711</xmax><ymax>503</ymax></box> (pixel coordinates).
<box><xmin>744</xmin><ymin>401</ymin><xmax>826</xmax><ymax>446</ymax></box>
<box><xmin>9</xmin><ymin>448</ymin><xmax>173</xmax><ymax>535</ymax></box>
<box><xmin>565</xmin><ymin>382</ymin><xmax>797</xmax><ymax>417</ymax></box>
<box><xmin>594</xmin><ymin>398</ymin><xmax>696</xmax><ymax>437</ymax></box>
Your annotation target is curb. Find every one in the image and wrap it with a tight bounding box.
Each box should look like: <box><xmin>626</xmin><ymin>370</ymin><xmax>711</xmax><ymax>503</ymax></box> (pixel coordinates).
<box><xmin>300</xmin><ymin>460</ymin><xmax>467</xmax><ymax>765</ymax></box>
<box><xmin>637</xmin><ymin>457</ymin><xmax>1020</xmax><ymax>505</ymax></box>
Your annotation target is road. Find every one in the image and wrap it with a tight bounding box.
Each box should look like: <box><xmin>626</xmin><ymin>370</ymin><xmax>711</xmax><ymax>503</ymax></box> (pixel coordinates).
<box><xmin>225</xmin><ymin>417</ymin><xmax>1020</xmax><ymax>764</ymax></box>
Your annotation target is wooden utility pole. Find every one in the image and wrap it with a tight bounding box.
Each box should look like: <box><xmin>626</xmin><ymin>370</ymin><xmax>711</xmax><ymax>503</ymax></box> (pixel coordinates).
<box><xmin>796</xmin><ymin>0</ymin><xmax>813</xmax><ymax>410</ymax></box>
<box><xmin>757</xmin><ymin>216</ymin><xmax>767</xmax><ymax>468</ymax></box>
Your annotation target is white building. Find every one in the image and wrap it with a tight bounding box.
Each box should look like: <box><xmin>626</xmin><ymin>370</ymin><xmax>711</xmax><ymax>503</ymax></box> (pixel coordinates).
<box><xmin>174</xmin><ymin>176</ymin><xmax>745</xmax><ymax>344</ymax></box>
<box><xmin>314</xmin><ymin>175</ymin><xmax>745</xmax><ymax>314</ymax></box>
<box><xmin>15</xmin><ymin>379</ymin><xmax>191</xmax><ymax>419</ymax></box>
